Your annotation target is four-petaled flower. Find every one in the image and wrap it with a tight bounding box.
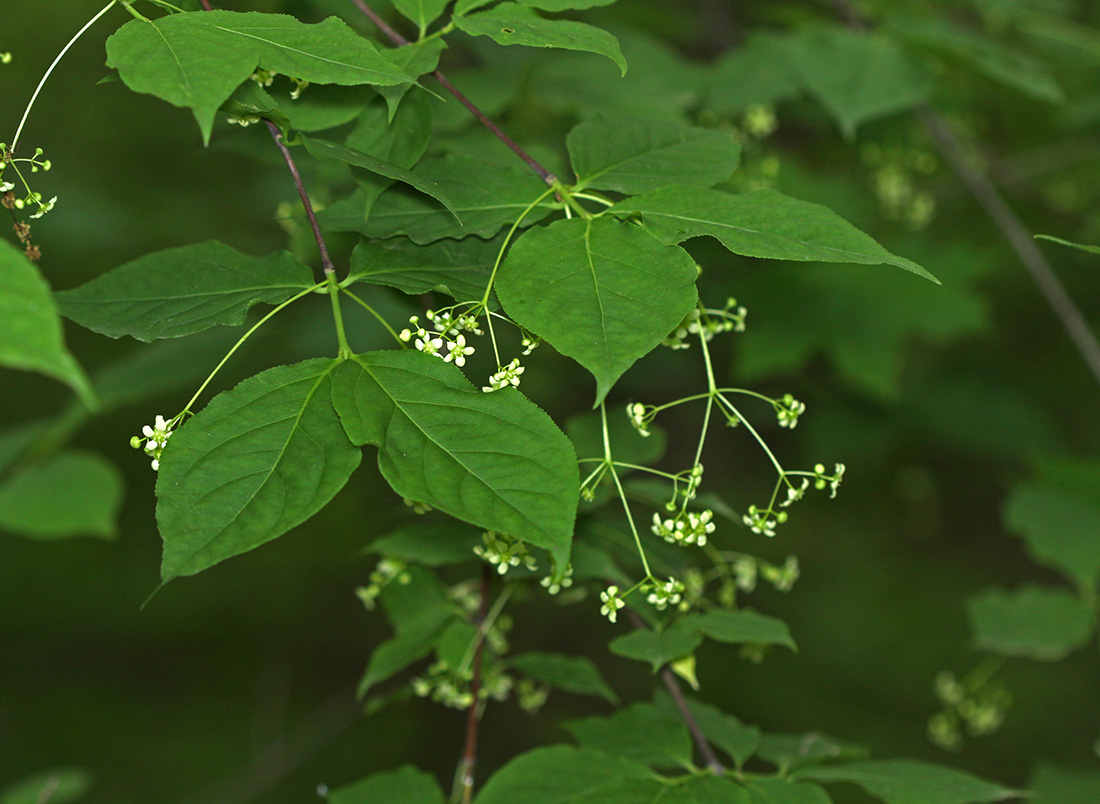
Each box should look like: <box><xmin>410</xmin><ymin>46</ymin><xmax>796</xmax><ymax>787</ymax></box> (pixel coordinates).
<box><xmin>599</xmin><ymin>585</ymin><xmax>625</xmax><ymax>623</ymax></box>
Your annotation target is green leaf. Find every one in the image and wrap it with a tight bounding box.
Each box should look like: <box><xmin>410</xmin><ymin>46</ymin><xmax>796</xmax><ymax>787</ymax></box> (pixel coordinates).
<box><xmin>564</xmin><ymin>703</ymin><xmax>693</xmax><ymax>768</ymax></box>
<box><xmin>1004</xmin><ymin>485</ymin><xmax>1100</xmax><ymax>593</ymax></box>
<box><xmin>328</xmin><ymin>155</ymin><xmax>553</xmax><ymax>243</ymax></box>
<box><xmin>389</xmin><ymin>0</ymin><xmax>451</xmax><ymax>33</ymax></box>
<box><xmin>360</xmin><ymin>618</ymin><xmax>450</xmax><ymax>696</ymax></box>
<box><xmin>659</xmin><ymin>777</ymin><xmax>752</xmax><ymax>804</ymax></box>
<box><xmin>516</xmin><ymin>0</ymin><xmax>621</xmax><ymax>10</ymax></box>
<box><xmin>368</xmin><ymin>521</ymin><xmax>483</xmax><ymax>566</ymax></box>
<box><xmin>301</xmin><ymin>135</ymin><xmax>457</xmax><ymax>220</ymax></box>
<box><xmin>797</xmin><ymin>759</ymin><xmax>1020</xmax><ymax>804</ymax></box>
<box><xmin>156</xmin><ymin>359</ymin><xmax>361</xmax><ymax>582</ymax></box>
<box><xmin>888</xmin><ymin>16</ymin><xmax>1063</xmax><ymax>104</ymax></box>
<box><xmin>473</xmin><ymin>746</ymin><xmax>657</xmax><ymax>804</ymax></box>
<box><xmin>106</xmin><ymin>11</ymin><xmax>414</xmax><ymax>144</ymax></box>
<box><xmin>347</xmin><ymin>233</ymin><xmax>503</xmax><ymax>302</ymax></box>
<box><xmin>56</xmin><ymin>241</ymin><xmax>315</xmax><ymax>342</ymax></box>
<box><xmin>276</xmin><ymin>84</ymin><xmax>375</xmax><ymax>133</ymax></box>
<box><xmin>509</xmin><ymin>651</ymin><xmax>619</xmax><ymax>702</ymax></box>
<box><xmin>567</xmin><ymin>115</ymin><xmax>740</xmax><ymax>194</ymax></box>
<box><xmin>757</xmin><ymin>732</ymin><xmax>868</xmax><ymax>772</ymax></box>
<box><xmin>705</xmin><ymin>32</ymin><xmax>802</xmax><ymax>116</ymax></box>
<box><xmin>608</xmin><ymin>626</ymin><xmax>702</xmax><ymax>671</ymax></box>
<box><xmin>330</xmin><ymin>351</ymin><xmax>578</xmax><ymax>570</ymax></box>
<box><xmin>743</xmin><ymin>779</ymin><xmax>833</xmax><ymax>804</ymax></box>
<box><xmin>1031</xmin><ymin>762</ymin><xmax>1100</xmax><ymax>804</ymax></box>
<box><xmin>0</xmin><ymin>768</ymin><xmax>91</xmax><ymax>804</ymax></box>
<box><xmin>454</xmin><ymin>3</ymin><xmax>627</xmax><ymax>76</ymax></box>
<box><xmin>1036</xmin><ymin>235</ymin><xmax>1100</xmax><ymax>255</ymax></box>
<box><xmin>786</xmin><ymin>28</ymin><xmax>933</xmax><ymax>138</ymax></box>
<box><xmin>967</xmin><ymin>585</ymin><xmax>1094</xmax><ymax>660</ymax></box>
<box><xmin>613</xmin><ymin>187</ymin><xmax>937</xmax><ymax>282</ymax></box>
<box><xmin>653</xmin><ymin>691</ymin><xmax>762</xmax><ymax>767</ymax></box>
<box><xmin>497</xmin><ymin>217</ymin><xmax>699</xmax><ymax>405</ymax></box>
<box><xmin>680</xmin><ymin>609</ymin><xmax>797</xmax><ymax>651</ymax></box>
<box><xmin>326</xmin><ymin>765</ymin><xmax>445</xmax><ymax>804</ymax></box>
<box><xmin>436</xmin><ymin>619</ymin><xmax>480</xmax><ymax>671</ymax></box>
<box><xmin>378</xmin><ymin>564</ymin><xmax>456</xmax><ymax>629</ymax></box>
<box><xmin>375</xmin><ymin>39</ymin><xmax>447</xmax><ymax>115</ymax></box>
<box><xmin>0</xmin><ymin>451</ymin><xmax>123</xmax><ymax>541</ymax></box>
<box><xmin>0</xmin><ymin>239</ymin><xmax>94</xmax><ymax>407</ymax></box>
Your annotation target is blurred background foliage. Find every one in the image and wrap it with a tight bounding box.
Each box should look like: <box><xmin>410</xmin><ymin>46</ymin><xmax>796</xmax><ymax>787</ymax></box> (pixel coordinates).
<box><xmin>2</xmin><ymin>0</ymin><xmax>1100</xmax><ymax>802</ymax></box>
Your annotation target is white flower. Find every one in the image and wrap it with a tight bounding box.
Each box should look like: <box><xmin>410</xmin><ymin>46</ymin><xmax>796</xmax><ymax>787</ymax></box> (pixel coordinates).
<box><xmin>0</xmin><ymin>181</ymin><xmax>13</xmax><ymax>192</ymax></box>
<box><xmin>626</xmin><ymin>402</ymin><xmax>652</xmax><ymax>437</ymax></box>
<box><xmin>776</xmin><ymin>393</ymin><xmax>805</xmax><ymax>429</ymax></box>
<box><xmin>473</xmin><ymin>531</ymin><xmax>536</xmax><ymax>575</ymax></box>
<box><xmin>599</xmin><ymin>586</ymin><xmax>625</xmax><ymax>623</ymax></box>
<box><xmin>443</xmin><ymin>334</ymin><xmax>475</xmax><ymax>367</ymax></box>
<box><xmin>414</xmin><ymin>329</ymin><xmax>444</xmax><ymax>357</ymax></box>
<box><xmin>482</xmin><ymin>359</ymin><xmax>524</xmax><ymax>392</ymax></box>
<box><xmin>645</xmin><ymin>578</ymin><xmax>685</xmax><ymax>611</ymax></box>
<box><xmin>742</xmin><ymin>505</ymin><xmax>777</xmax><ymax>537</ymax></box>
<box><xmin>133</xmin><ymin>414</ymin><xmax>174</xmax><ymax>472</ymax></box>
<box><xmin>780</xmin><ymin>478</ymin><xmax>810</xmax><ymax>508</ymax></box>
<box><xmin>830</xmin><ymin>463</ymin><xmax>845</xmax><ymax>498</ymax></box>
<box><xmin>540</xmin><ymin>564</ymin><xmax>574</xmax><ymax>595</ymax></box>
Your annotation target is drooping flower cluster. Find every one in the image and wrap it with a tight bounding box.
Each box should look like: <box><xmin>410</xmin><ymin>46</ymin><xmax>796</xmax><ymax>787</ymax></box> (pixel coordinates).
<box><xmin>812</xmin><ymin>462</ymin><xmax>846</xmax><ymax>498</ymax></box>
<box><xmin>775</xmin><ymin>393</ymin><xmax>806</xmax><ymax>429</ymax></box>
<box><xmin>644</xmin><ymin>577</ymin><xmax>685</xmax><ymax>611</ymax></box>
<box><xmin>1</xmin><ymin>144</ymin><xmax>57</xmax><ymax>221</ymax></box>
<box><xmin>662</xmin><ymin>298</ymin><xmax>748</xmax><ymax>349</ymax></box>
<box><xmin>129</xmin><ymin>414</ymin><xmax>175</xmax><ymax>471</ymax></box>
<box><xmin>626</xmin><ymin>402</ymin><xmax>654</xmax><ymax>437</ymax></box>
<box><xmin>540</xmin><ymin>563</ymin><xmax>574</xmax><ymax>595</ymax></box>
<box><xmin>742</xmin><ymin>504</ymin><xmax>784</xmax><ymax>537</ymax></box>
<box><xmin>355</xmin><ymin>558</ymin><xmax>410</xmax><ymax>610</ymax></box>
<box><xmin>599</xmin><ymin>585</ymin><xmax>626</xmax><ymax>623</ymax></box>
<box><xmin>780</xmin><ymin>478</ymin><xmax>810</xmax><ymax>508</ymax></box>
<box><xmin>651</xmin><ymin>508</ymin><xmax>715</xmax><ymax>546</ymax></box>
<box><xmin>473</xmin><ymin>531</ymin><xmax>537</xmax><ymax>575</ymax></box>
<box><xmin>483</xmin><ymin>358</ymin><xmax>524</xmax><ymax>393</ymax></box>
<box><xmin>399</xmin><ymin>314</ymin><xmax>476</xmax><ymax>367</ymax></box>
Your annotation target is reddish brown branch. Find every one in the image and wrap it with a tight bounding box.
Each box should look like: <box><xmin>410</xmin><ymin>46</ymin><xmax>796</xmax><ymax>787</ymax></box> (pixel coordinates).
<box><xmin>456</xmin><ymin>564</ymin><xmax>493</xmax><ymax>804</ymax></box>
<box><xmin>348</xmin><ymin>0</ymin><xmax>558</xmax><ymax>186</ymax></box>
<box><xmin>199</xmin><ymin>0</ymin><xmax>213</xmax><ymax>10</ymax></box>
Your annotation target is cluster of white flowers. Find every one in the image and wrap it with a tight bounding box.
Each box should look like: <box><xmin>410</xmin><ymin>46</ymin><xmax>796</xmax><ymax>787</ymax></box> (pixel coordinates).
<box><xmin>130</xmin><ymin>414</ymin><xmax>174</xmax><ymax>471</ymax></box>
<box><xmin>761</xmin><ymin>555</ymin><xmax>800</xmax><ymax>592</ymax></box>
<box><xmin>521</xmin><ymin>334</ymin><xmax>540</xmax><ymax>355</ymax></box>
<box><xmin>626</xmin><ymin>402</ymin><xmax>654</xmax><ymax>437</ymax></box>
<box><xmin>813</xmin><ymin>462</ymin><xmax>846</xmax><ymax>498</ymax></box>
<box><xmin>411</xmin><ymin>661</ymin><xmax>476</xmax><ymax>709</ymax></box>
<box><xmin>599</xmin><ymin>585</ymin><xmax>626</xmax><ymax>623</ymax></box>
<box><xmin>474</xmin><ymin>531</ymin><xmax>536</xmax><ymax>575</ymax></box>
<box><xmin>540</xmin><ymin>564</ymin><xmax>574</xmax><ymax>595</ymax></box>
<box><xmin>742</xmin><ymin>504</ymin><xmax>783</xmax><ymax>537</ymax></box>
<box><xmin>733</xmin><ymin>556</ymin><xmax>757</xmax><ymax>592</ymax></box>
<box><xmin>775</xmin><ymin>393</ymin><xmax>806</xmax><ymax>429</ymax></box>
<box><xmin>425</xmin><ymin>308</ymin><xmax>483</xmax><ymax>338</ymax></box>
<box><xmin>651</xmin><ymin>508</ymin><xmax>715</xmax><ymax>546</ymax></box>
<box><xmin>483</xmin><ymin>358</ymin><xmax>524</xmax><ymax>393</ymax></box>
<box><xmin>1</xmin><ymin>146</ymin><xmax>56</xmax><ymax>219</ymax></box>
<box><xmin>662</xmin><ymin>299</ymin><xmax>748</xmax><ymax>349</ymax></box>
<box><xmin>644</xmin><ymin>577</ymin><xmax>685</xmax><ymax>611</ymax></box>
<box><xmin>400</xmin><ymin>314</ymin><xmax>476</xmax><ymax>367</ymax></box>
<box><xmin>780</xmin><ymin>477</ymin><xmax>810</xmax><ymax>508</ymax></box>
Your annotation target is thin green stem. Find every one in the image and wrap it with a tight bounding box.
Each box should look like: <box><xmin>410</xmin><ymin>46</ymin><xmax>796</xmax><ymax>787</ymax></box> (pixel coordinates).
<box><xmin>340</xmin><ymin>287</ymin><xmax>404</xmax><ymax>345</ymax></box>
<box><xmin>602</xmin><ymin>403</ymin><xmax>653</xmax><ymax>580</ymax></box>
<box><xmin>327</xmin><ymin>274</ymin><xmax>351</xmax><ymax>358</ymax></box>
<box><xmin>715</xmin><ymin>393</ymin><xmax>785</xmax><ymax>476</ymax></box>
<box><xmin>570</xmin><ymin>192</ymin><xmax>615</xmax><ymax>207</ymax></box>
<box><xmin>181</xmin><ymin>283</ymin><xmax>323</xmax><ymax>414</ymax></box>
<box><xmin>10</xmin><ymin>0</ymin><xmax>119</xmax><ymax>155</ymax></box>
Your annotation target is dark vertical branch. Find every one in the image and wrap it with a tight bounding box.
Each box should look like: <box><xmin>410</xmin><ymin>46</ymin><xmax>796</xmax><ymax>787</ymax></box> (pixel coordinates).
<box><xmin>264</xmin><ymin>120</ymin><xmax>335</xmax><ymax>279</ymax></box>
<box><xmin>199</xmin><ymin>0</ymin><xmax>213</xmax><ymax>10</ymax></box>
<box><xmin>456</xmin><ymin>565</ymin><xmax>493</xmax><ymax>804</ymax></box>
<box><xmin>347</xmin><ymin>0</ymin><xmax>558</xmax><ymax>186</ymax></box>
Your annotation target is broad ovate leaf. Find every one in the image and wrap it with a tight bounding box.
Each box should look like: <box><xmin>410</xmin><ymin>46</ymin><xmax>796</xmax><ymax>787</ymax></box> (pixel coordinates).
<box><xmin>105</xmin><ymin>11</ymin><xmax>414</xmax><ymax>143</ymax></box>
<box><xmin>347</xmin><ymin>233</ymin><xmax>504</xmax><ymax>302</ymax></box>
<box><xmin>473</xmin><ymin>746</ymin><xmax>656</xmax><ymax>804</ymax></box>
<box><xmin>653</xmin><ymin>691</ymin><xmax>762</xmax><ymax>767</ymax></box>
<box><xmin>496</xmin><ymin>216</ymin><xmax>699</xmax><ymax>405</ymax></box>
<box><xmin>0</xmin><ymin>239</ymin><xmax>94</xmax><ymax>407</ymax></box>
<box><xmin>156</xmin><ymin>359</ymin><xmax>361</xmax><ymax>582</ymax></box>
<box><xmin>797</xmin><ymin>759</ymin><xmax>1020</xmax><ymax>804</ymax></box>
<box><xmin>330</xmin><ymin>351</ymin><xmax>578</xmax><ymax>570</ymax></box>
<box><xmin>967</xmin><ymin>585</ymin><xmax>1094</xmax><ymax>661</ymax></box>
<box><xmin>0</xmin><ymin>451</ymin><xmax>123</xmax><ymax>541</ymax></box>
<box><xmin>680</xmin><ymin>609</ymin><xmax>797</xmax><ymax>650</ymax></box>
<box><xmin>613</xmin><ymin>186</ymin><xmax>938</xmax><ymax>282</ymax></box>
<box><xmin>564</xmin><ymin>703</ymin><xmax>692</xmax><ymax>769</ymax></box>
<box><xmin>509</xmin><ymin>651</ymin><xmax>619</xmax><ymax>703</ymax></box>
<box><xmin>56</xmin><ymin>241</ymin><xmax>316</xmax><ymax>342</ymax></box>
<box><xmin>608</xmin><ymin>626</ymin><xmax>702</xmax><ymax>672</ymax></box>
<box><xmin>326</xmin><ymin>765</ymin><xmax>445</xmax><ymax>804</ymax></box>
<box><xmin>568</xmin><ymin>115</ymin><xmax>740</xmax><ymax>194</ymax></box>
<box><xmin>455</xmin><ymin>3</ymin><xmax>627</xmax><ymax>76</ymax></box>
<box><xmin>1004</xmin><ymin>485</ymin><xmax>1100</xmax><ymax>592</ymax></box>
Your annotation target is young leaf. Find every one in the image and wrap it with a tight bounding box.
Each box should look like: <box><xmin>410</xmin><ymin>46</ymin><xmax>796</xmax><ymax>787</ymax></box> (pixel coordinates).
<box><xmin>612</xmin><ymin>186</ymin><xmax>938</xmax><ymax>282</ymax></box>
<box><xmin>653</xmin><ymin>690</ymin><xmax>762</xmax><ymax>767</ymax></box>
<box><xmin>1035</xmin><ymin>234</ymin><xmax>1100</xmax><ymax>255</ymax></box>
<box><xmin>330</xmin><ymin>351</ymin><xmax>579</xmax><ymax>570</ymax></box>
<box><xmin>368</xmin><ymin>521</ymin><xmax>483</xmax><ymax>566</ymax></box>
<box><xmin>326</xmin><ymin>765</ymin><xmax>446</xmax><ymax>804</ymax></box>
<box><xmin>1004</xmin><ymin>485</ymin><xmax>1100</xmax><ymax>593</ymax></box>
<box><xmin>156</xmin><ymin>359</ymin><xmax>361</xmax><ymax>582</ymax></box>
<box><xmin>375</xmin><ymin>39</ymin><xmax>447</xmax><ymax>115</ymax></box>
<box><xmin>796</xmin><ymin>759</ymin><xmax>1021</xmax><ymax>804</ymax></box>
<box><xmin>564</xmin><ymin>702</ymin><xmax>693</xmax><ymax>768</ymax></box>
<box><xmin>496</xmin><ymin>217</ymin><xmax>699</xmax><ymax>405</ymax></box>
<box><xmin>327</xmin><ymin>155</ymin><xmax>553</xmax><ymax>243</ymax></box>
<box><xmin>388</xmin><ymin>0</ymin><xmax>451</xmax><ymax>33</ymax></box>
<box><xmin>786</xmin><ymin>27</ymin><xmax>933</xmax><ymax>138</ymax></box>
<box><xmin>473</xmin><ymin>746</ymin><xmax>657</xmax><ymax>804</ymax></box>
<box><xmin>300</xmin><ymin>135</ymin><xmax>457</xmax><ymax>220</ymax></box>
<box><xmin>56</xmin><ymin>241</ymin><xmax>316</xmax><ymax>342</ymax></box>
<box><xmin>967</xmin><ymin>585</ymin><xmax>1094</xmax><ymax>661</ymax></box>
<box><xmin>608</xmin><ymin>626</ymin><xmax>702</xmax><ymax>672</ymax></box>
<box><xmin>743</xmin><ymin>779</ymin><xmax>833</xmax><ymax>804</ymax></box>
<box><xmin>680</xmin><ymin>609</ymin><xmax>797</xmax><ymax>651</ymax></box>
<box><xmin>705</xmin><ymin>31</ymin><xmax>802</xmax><ymax>116</ymax></box>
<box><xmin>360</xmin><ymin>617</ymin><xmax>452</xmax><ymax>696</ymax></box>
<box><xmin>509</xmin><ymin>651</ymin><xmax>619</xmax><ymax>702</ymax></box>
<box><xmin>347</xmin><ymin>233</ymin><xmax>504</xmax><ymax>302</ymax></box>
<box><xmin>454</xmin><ymin>3</ymin><xmax>627</xmax><ymax>76</ymax></box>
<box><xmin>0</xmin><ymin>239</ymin><xmax>94</xmax><ymax>407</ymax></box>
<box><xmin>105</xmin><ymin>11</ymin><xmax>414</xmax><ymax>143</ymax></box>
<box><xmin>567</xmin><ymin>115</ymin><xmax>740</xmax><ymax>194</ymax></box>
<box><xmin>0</xmin><ymin>451</ymin><xmax>123</xmax><ymax>541</ymax></box>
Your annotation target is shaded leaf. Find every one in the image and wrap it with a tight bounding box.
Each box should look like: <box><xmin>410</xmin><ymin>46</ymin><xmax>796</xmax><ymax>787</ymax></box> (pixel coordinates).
<box><xmin>388</xmin><ymin>0</ymin><xmax>451</xmax><ymax>33</ymax></box>
<box><xmin>564</xmin><ymin>703</ymin><xmax>692</xmax><ymax>768</ymax></box>
<box><xmin>681</xmin><ymin>609</ymin><xmax>797</xmax><ymax>651</ymax></box>
<box><xmin>967</xmin><ymin>585</ymin><xmax>1094</xmax><ymax>660</ymax></box>
<box><xmin>56</xmin><ymin>241</ymin><xmax>315</xmax><ymax>342</ymax></box>
<box><xmin>758</xmin><ymin>732</ymin><xmax>868</xmax><ymax>772</ymax></box>
<box><xmin>612</xmin><ymin>187</ymin><xmax>937</xmax><ymax>282</ymax></box>
<box><xmin>375</xmin><ymin>39</ymin><xmax>447</xmax><ymax>115</ymax></box>
<box><xmin>509</xmin><ymin>651</ymin><xmax>619</xmax><ymax>702</ymax></box>
<box><xmin>608</xmin><ymin>625</ymin><xmax>702</xmax><ymax>671</ymax></box>
<box><xmin>0</xmin><ymin>451</ymin><xmax>123</xmax><ymax>541</ymax></box>
<box><xmin>473</xmin><ymin>746</ymin><xmax>657</xmax><ymax>804</ymax></box>
<box><xmin>360</xmin><ymin>618</ymin><xmax>451</xmax><ymax>696</ymax></box>
<box><xmin>660</xmin><ymin>776</ymin><xmax>752</xmax><ymax>803</ymax></box>
<box><xmin>1036</xmin><ymin>235</ymin><xmax>1100</xmax><ymax>255</ymax></box>
<box><xmin>156</xmin><ymin>359</ymin><xmax>361</xmax><ymax>582</ymax></box>
<box><xmin>0</xmin><ymin>768</ymin><xmax>91</xmax><ymax>804</ymax></box>
<box><xmin>455</xmin><ymin>3</ymin><xmax>627</xmax><ymax>76</ymax></box>
<box><xmin>1004</xmin><ymin>485</ymin><xmax>1100</xmax><ymax>593</ymax></box>
<box><xmin>743</xmin><ymin>779</ymin><xmax>833</xmax><ymax>804</ymax></box>
<box><xmin>330</xmin><ymin>351</ymin><xmax>578</xmax><ymax>570</ymax></box>
<box><xmin>436</xmin><ymin>619</ymin><xmax>480</xmax><ymax>671</ymax></box>
<box><xmin>368</xmin><ymin>520</ymin><xmax>483</xmax><ymax>566</ymax></box>
<box><xmin>654</xmin><ymin>691</ymin><xmax>762</xmax><ymax>767</ymax></box>
<box><xmin>516</xmin><ymin>0</ymin><xmax>620</xmax><ymax>9</ymax></box>
<box><xmin>0</xmin><ymin>239</ymin><xmax>94</xmax><ymax>407</ymax></box>
<box><xmin>326</xmin><ymin>765</ymin><xmax>445</xmax><ymax>804</ymax></box>
<box><xmin>497</xmin><ymin>216</ymin><xmax>699</xmax><ymax>405</ymax></box>
<box><xmin>567</xmin><ymin>115</ymin><xmax>740</xmax><ymax>194</ymax></box>
<box><xmin>347</xmin><ymin>233</ymin><xmax>503</xmax><ymax>302</ymax></box>
<box><xmin>106</xmin><ymin>11</ymin><xmax>414</xmax><ymax>143</ymax></box>
<box><xmin>797</xmin><ymin>759</ymin><xmax>1020</xmax><ymax>804</ymax></box>
<box><xmin>1030</xmin><ymin>761</ymin><xmax>1100</xmax><ymax>804</ymax></box>
<box><xmin>705</xmin><ymin>32</ymin><xmax>802</xmax><ymax>116</ymax></box>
